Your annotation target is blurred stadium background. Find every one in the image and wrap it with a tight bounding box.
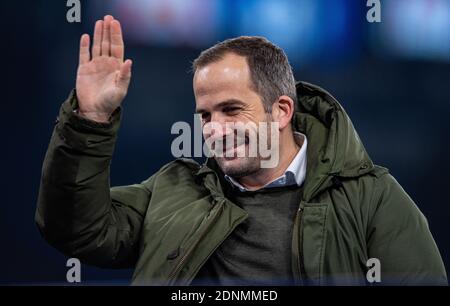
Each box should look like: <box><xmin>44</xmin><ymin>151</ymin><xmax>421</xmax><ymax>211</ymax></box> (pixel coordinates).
<box><xmin>1</xmin><ymin>0</ymin><xmax>449</xmax><ymax>284</ymax></box>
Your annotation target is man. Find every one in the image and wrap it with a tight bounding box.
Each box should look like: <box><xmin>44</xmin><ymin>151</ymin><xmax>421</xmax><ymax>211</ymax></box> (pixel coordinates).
<box><xmin>36</xmin><ymin>15</ymin><xmax>447</xmax><ymax>286</ymax></box>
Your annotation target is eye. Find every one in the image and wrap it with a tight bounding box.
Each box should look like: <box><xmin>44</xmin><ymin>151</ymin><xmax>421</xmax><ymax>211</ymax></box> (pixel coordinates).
<box><xmin>201</xmin><ymin>112</ymin><xmax>211</xmax><ymax>121</ymax></box>
<box><xmin>223</xmin><ymin>106</ymin><xmax>241</xmax><ymax>115</ymax></box>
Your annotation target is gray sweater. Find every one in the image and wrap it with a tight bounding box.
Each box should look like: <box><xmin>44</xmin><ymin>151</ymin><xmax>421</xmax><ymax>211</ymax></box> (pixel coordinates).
<box><xmin>192</xmin><ymin>184</ymin><xmax>304</xmax><ymax>285</ymax></box>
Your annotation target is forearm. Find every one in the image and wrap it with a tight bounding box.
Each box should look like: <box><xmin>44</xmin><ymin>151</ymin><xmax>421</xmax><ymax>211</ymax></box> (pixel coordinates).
<box><xmin>36</xmin><ymin>90</ymin><xmax>124</xmax><ymax>263</ymax></box>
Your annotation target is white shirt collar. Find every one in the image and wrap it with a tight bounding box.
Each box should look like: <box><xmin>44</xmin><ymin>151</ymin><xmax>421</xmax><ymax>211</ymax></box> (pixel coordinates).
<box><xmin>225</xmin><ymin>132</ymin><xmax>308</xmax><ymax>192</ymax></box>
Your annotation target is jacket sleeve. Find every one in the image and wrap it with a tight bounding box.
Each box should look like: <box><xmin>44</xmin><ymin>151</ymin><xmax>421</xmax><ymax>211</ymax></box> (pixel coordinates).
<box><xmin>367</xmin><ymin>173</ymin><xmax>447</xmax><ymax>285</ymax></box>
<box><xmin>35</xmin><ymin>90</ymin><xmax>153</xmax><ymax>269</ymax></box>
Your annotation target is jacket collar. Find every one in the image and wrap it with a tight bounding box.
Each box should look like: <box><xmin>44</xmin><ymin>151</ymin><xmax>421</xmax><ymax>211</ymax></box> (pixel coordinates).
<box><xmin>293</xmin><ymin>81</ymin><xmax>374</xmax><ymax>200</ymax></box>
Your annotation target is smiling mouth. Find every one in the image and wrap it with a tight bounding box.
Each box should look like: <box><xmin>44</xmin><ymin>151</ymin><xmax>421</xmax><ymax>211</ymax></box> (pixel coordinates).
<box><xmin>222</xmin><ymin>141</ymin><xmax>249</xmax><ymax>159</ymax></box>
<box><xmin>209</xmin><ymin>132</ymin><xmax>252</xmax><ymax>159</ymax></box>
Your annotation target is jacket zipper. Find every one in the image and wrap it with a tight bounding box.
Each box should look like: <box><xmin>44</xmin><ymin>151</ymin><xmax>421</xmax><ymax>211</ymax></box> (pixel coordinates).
<box><xmin>166</xmin><ymin>200</ymin><xmax>224</xmax><ymax>285</ymax></box>
<box><xmin>292</xmin><ymin>205</ymin><xmax>306</xmax><ymax>285</ymax></box>
<box><xmin>185</xmin><ymin>211</ymin><xmax>248</xmax><ymax>285</ymax></box>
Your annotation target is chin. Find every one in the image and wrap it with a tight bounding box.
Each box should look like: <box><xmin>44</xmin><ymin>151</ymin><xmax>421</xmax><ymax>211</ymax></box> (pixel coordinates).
<box><xmin>215</xmin><ymin>156</ymin><xmax>260</xmax><ymax>178</ymax></box>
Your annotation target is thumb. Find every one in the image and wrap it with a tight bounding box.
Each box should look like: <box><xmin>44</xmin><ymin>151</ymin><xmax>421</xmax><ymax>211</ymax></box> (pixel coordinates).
<box><xmin>117</xmin><ymin>59</ymin><xmax>132</xmax><ymax>90</ymax></box>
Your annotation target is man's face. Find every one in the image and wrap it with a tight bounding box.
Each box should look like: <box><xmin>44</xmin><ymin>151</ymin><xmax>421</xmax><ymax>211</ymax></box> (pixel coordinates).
<box><xmin>193</xmin><ymin>53</ymin><xmax>274</xmax><ymax>177</ymax></box>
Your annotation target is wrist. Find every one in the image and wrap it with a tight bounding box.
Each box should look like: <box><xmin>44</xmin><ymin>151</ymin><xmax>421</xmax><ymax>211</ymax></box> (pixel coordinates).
<box><xmin>77</xmin><ymin>110</ymin><xmax>111</xmax><ymax>123</ymax></box>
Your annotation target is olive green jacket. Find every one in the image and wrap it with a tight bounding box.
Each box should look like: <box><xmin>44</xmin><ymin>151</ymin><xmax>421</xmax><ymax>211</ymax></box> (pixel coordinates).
<box><xmin>36</xmin><ymin>81</ymin><xmax>447</xmax><ymax>286</ymax></box>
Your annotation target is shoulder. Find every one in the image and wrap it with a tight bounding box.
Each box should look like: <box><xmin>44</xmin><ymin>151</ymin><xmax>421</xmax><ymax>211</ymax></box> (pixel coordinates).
<box><xmin>329</xmin><ymin>165</ymin><xmax>405</xmax><ymax>223</ymax></box>
<box><xmin>356</xmin><ymin>165</ymin><xmax>426</xmax><ymax>230</ymax></box>
<box><xmin>140</xmin><ymin>158</ymin><xmax>202</xmax><ymax>190</ymax></box>
<box><xmin>157</xmin><ymin>158</ymin><xmax>201</xmax><ymax>173</ymax></box>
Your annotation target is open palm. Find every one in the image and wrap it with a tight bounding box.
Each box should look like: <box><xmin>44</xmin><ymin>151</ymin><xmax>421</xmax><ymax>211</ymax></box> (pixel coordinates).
<box><xmin>76</xmin><ymin>15</ymin><xmax>132</xmax><ymax>122</ymax></box>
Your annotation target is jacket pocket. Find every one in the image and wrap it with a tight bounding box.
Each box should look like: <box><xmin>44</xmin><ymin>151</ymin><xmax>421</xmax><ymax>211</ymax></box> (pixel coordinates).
<box><xmin>301</xmin><ymin>202</ymin><xmax>329</xmax><ymax>285</ymax></box>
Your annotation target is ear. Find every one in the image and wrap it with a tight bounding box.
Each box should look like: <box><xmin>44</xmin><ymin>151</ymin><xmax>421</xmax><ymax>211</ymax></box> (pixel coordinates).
<box><xmin>271</xmin><ymin>95</ymin><xmax>295</xmax><ymax>130</ymax></box>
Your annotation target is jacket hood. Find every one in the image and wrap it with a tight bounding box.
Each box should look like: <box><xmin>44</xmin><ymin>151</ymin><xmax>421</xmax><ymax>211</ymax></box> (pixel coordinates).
<box><xmin>294</xmin><ymin>81</ymin><xmax>374</xmax><ymax>201</ymax></box>
<box><xmin>195</xmin><ymin>81</ymin><xmax>375</xmax><ymax>202</ymax></box>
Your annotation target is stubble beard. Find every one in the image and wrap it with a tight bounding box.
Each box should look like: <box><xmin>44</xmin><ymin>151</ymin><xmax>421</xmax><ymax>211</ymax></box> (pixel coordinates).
<box><xmin>215</xmin><ymin>154</ymin><xmax>261</xmax><ymax>178</ymax></box>
<box><xmin>215</xmin><ymin>113</ymin><xmax>274</xmax><ymax>178</ymax></box>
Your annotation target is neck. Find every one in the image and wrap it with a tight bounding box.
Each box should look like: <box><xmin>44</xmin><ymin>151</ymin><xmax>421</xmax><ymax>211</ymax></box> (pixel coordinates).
<box><xmin>238</xmin><ymin>131</ymin><xmax>301</xmax><ymax>191</ymax></box>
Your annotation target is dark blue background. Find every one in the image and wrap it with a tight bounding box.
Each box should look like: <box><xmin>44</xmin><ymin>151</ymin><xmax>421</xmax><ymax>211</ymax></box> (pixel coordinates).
<box><xmin>1</xmin><ymin>1</ymin><xmax>449</xmax><ymax>284</ymax></box>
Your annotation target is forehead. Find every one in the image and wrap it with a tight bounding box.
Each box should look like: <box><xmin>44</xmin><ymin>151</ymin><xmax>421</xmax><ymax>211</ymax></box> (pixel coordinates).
<box><xmin>193</xmin><ymin>53</ymin><xmax>254</xmax><ymax>100</ymax></box>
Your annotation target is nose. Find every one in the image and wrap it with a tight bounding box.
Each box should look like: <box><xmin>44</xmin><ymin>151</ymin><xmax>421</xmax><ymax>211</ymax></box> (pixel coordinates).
<box><xmin>203</xmin><ymin>112</ymin><xmax>233</xmax><ymax>139</ymax></box>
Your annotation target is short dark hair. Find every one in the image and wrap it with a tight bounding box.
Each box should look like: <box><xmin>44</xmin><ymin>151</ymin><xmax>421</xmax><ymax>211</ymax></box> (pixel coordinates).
<box><xmin>192</xmin><ymin>36</ymin><xmax>297</xmax><ymax>114</ymax></box>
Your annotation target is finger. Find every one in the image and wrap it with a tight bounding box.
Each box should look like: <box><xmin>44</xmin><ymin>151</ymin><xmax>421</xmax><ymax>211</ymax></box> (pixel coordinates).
<box><xmin>92</xmin><ymin>20</ymin><xmax>103</xmax><ymax>58</ymax></box>
<box><xmin>110</xmin><ymin>20</ymin><xmax>124</xmax><ymax>61</ymax></box>
<box><xmin>117</xmin><ymin>59</ymin><xmax>132</xmax><ymax>89</ymax></box>
<box><xmin>79</xmin><ymin>34</ymin><xmax>90</xmax><ymax>65</ymax></box>
<box><xmin>101</xmin><ymin>15</ymin><xmax>114</xmax><ymax>56</ymax></box>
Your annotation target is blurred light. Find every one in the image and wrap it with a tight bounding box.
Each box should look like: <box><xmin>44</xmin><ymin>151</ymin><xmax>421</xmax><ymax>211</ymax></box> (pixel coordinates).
<box><xmin>92</xmin><ymin>0</ymin><xmax>223</xmax><ymax>48</ymax></box>
<box><xmin>233</xmin><ymin>0</ymin><xmax>356</xmax><ymax>66</ymax></box>
<box><xmin>89</xmin><ymin>0</ymin><xmax>359</xmax><ymax>66</ymax></box>
<box><xmin>371</xmin><ymin>0</ymin><xmax>450</xmax><ymax>61</ymax></box>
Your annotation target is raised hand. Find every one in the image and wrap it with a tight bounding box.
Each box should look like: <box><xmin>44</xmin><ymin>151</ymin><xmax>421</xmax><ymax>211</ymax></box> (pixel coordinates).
<box><xmin>76</xmin><ymin>15</ymin><xmax>132</xmax><ymax>123</ymax></box>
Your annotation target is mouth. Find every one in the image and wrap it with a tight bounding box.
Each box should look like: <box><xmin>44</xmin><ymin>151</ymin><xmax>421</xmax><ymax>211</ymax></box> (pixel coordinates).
<box><xmin>222</xmin><ymin>140</ymin><xmax>249</xmax><ymax>160</ymax></box>
<box><xmin>209</xmin><ymin>132</ymin><xmax>251</xmax><ymax>159</ymax></box>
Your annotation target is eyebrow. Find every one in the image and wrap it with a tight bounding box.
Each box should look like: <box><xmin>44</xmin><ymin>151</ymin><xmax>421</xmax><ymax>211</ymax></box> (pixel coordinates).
<box><xmin>195</xmin><ymin>99</ymin><xmax>246</xmax><ymax>114</ymax></box>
